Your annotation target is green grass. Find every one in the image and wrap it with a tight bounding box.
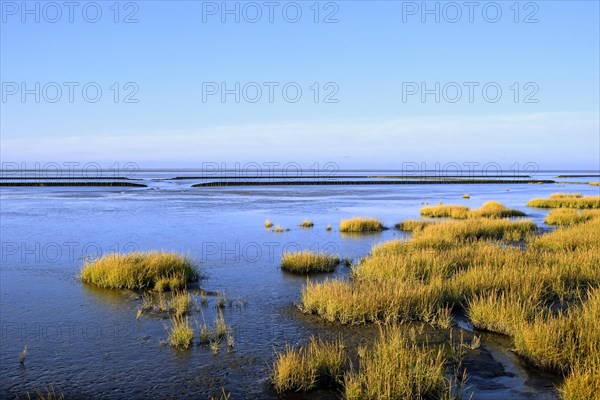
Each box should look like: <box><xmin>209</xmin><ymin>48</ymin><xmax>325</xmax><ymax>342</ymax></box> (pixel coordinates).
<box><xmin>80</xmin><ymin>251</ymin><xmax>198</xmax><ymax>290</ymax></box>
<box><xmin>272</xmin><ymin>337</ymin><xmax>346</xmax><ymax>393</ymax></box>
<box><xmin>168</xmin><ymin>315</ymin><xmax>194</xmax><ymax>349</ymax></box>
<box><xmin>299</xmin><ymin>209</ymin><xmax>600</xmax><ymax>398</ymax></box>
<box><xmin>527</xmin><ymin>195</ymin><xmax>600</xmax><ymax>209</ymax></box>
<box><xmin>339</xmin><ymin>217</ymin><xmax>384</xmax><ymax>232</ymax></box>
<box><xmin>344</xmin><ymin>325</ymin><xmax>450</xmax><ymax>400</ymax></box>
<box><xmin>281</xmin><ymin>250</ymin><xmax>340</xmax><ymax>273</ymax></box>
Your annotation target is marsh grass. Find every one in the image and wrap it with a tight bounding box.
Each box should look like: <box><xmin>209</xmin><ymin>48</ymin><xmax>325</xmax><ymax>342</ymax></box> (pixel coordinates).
<box><xmin>80</xmin><ymin>251</ymin><xmax>198</xmax><ymax>290</ymax></box>
<box><xmin>394</xmin><ymin>219</ymin><xmax>433</xmax><ymax>232</ymax></box>
<box><xmin>141</xmin><ymin>290</ymin><xmax>193</xmax><ymax>317</ymax></box>
<box><xmin>281</xmin><ymin>250</ymin><xmax>340</xmax><ymax>273</ymax></box>
<box><xmin>326</xmin><ymin>224</ymin><xmax>332</xmax><ymax>231</ymax></box>
<box><xmin>463</xmin><ymin>194</ymin><xmax>470</xmax><ymax>199</ymax></box>
<box><xmin>16</xmin><ymin>386</ymin><xmax>64</xmax><ymax>400</ymax></box>
<box><xmin>471</xmin><ymin>201</ymin><xmax>526</xmax><ymax>218</ymax></box>
<box><xmin>589</xmin><ymin>182</ymin><xmax>600</xmax><ymax>186</ymax></box>
<box><xmin>344</xmin><ymin>325</ymin><xmax>449</xmax><ymax>400</ymax></box>
<box><xmin>299</xmin><ymin>219</ymin><xmax>314</xmax><ymax>228</ymax></box>
<box><xmin>527</xmin><ymin>195</ymin><xmax>600</xmax><ymax>209</ymax></box>
<box><xmin>544</xmin><ymin>209</ymin><xmax>600</xmax><ymax>226</ymax></box>
<box><xmin>339</xmin><ymin>217</ymin><xmax>384</xmax><ymax>232</ymax></box>
<box><xmin>411</xmin><ymin>218</ymin><xmax>537</xmax><ymax>247</ymax></box>
<box><xmin>300</xmin><ymin>213</ymin><xmax>600</xmax><ymax>400</ymax></box>
<box><xmin>168</xmin><ymin>315</ymin><xmax>194</xmax><ymax>349</ymax></box>
<box><xmin>265</xmin><ymin>219</ymin><xmax>274</xmax><ymax>228</ymax></box>
<box><xmin>420</xmin><ymin>201</ymin><xmax>524</xmax><ymax>219</ymax></box>
<box><xmin>420</xmin><ymin>204</ymin><xmax>470</xmax><ymax>219</ymax></box>
<box><xmin>272</xmin><ymin>337</ymin><xmax>345</xmax><ymax>393</ymax></box>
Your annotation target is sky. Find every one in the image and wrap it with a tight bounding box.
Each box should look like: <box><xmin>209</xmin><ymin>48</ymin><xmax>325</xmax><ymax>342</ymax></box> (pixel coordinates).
<box><xmin>1</xmin><ymin>0</ymin><xmax>599</xmax><ymax>170</ymax></box>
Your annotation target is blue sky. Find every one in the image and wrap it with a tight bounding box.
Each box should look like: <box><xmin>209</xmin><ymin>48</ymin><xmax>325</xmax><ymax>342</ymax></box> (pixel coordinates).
<box><xmin>1</xmin><ymin>1</ymin><xmax>599</xmax><ymax>169</ymax></box>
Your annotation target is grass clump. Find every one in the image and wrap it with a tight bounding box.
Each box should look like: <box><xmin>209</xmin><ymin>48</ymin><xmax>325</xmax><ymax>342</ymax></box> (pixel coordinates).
<box><xmin>339</xmin><ymin>217</ymin><xmax>384</xmax><ymax>232</ymax></box>
<box><xmin>141</xmin><ymin>290</ymin><xmax>193</xmax><ymax>317</ymax></box>
<box><xmin>168</xmin><ymin>315</ymin><xmax>194</xmax><ymax>349</ymax></box>
<box><xmin>326</xmin><ymin>224</ymin><xmax>332</xmax><ymax>231</ymax></box>
<box><xmin>344</xmin><ymin>325</ymin><xmax>449</xmax><ymax>400</ymax></box>
<box><xmin>265</xmin><ymin>219</ymin><xmax>273</xmax><ymax>228</ymax></box>
<box><xmin>589</xmin><ymin>182</ymin><xmax>600</xmax><ymax>186</ymax></box>
<box><xmin>420</xmin><ymin>202</ymin><xmax>525</xmax><ymax>219</ymax></box>
<box><xmin>545</xmin><ymin>209</ymin><xmax>600</xmax><ymax>226</ymax></box>
<box><xmin>394</xmin><ymin>219</ymin><xmax>433</xmax><ymax>232</ymax></box>
<box><xmin>272</xmin><ymin>337</ymin><xmax>345</xmax><ymax>393</ymax></box>
<box><xmin>80</xmin><ymin>251</ymin><xmax>198</xmax><ymax>290</ymax></box>
<box><xmin>527</xmin><ymin>195</ymin><xmax>600</xmax><ymax>209</ymax></box>
<box><xmin>463</xmin><ymin>194</ymin><xmax>470</xmax><ymax>199</ymax></box>
<box><xmin>281</xmin><ymin>250</ymin><xmax>340</xmax><ymax>273</ymax></box>
<box><xmin>299</xmin><ymin>219</ymin><xmax>314</xmax><ymax>228</ymax></box>
<box><xmin>471</xmin><ymin>201</ymin><xmax>526</xmax><ymax>218</ymax></box>
<box><xmin>411</xmin><ymin>218</ymin><xmax>537</xmax><ymax>247</ymax></box>
<box><xmin>420</xmin><ymin>204</ymin><xmax>470</xmax><ymax>219</ymax></box>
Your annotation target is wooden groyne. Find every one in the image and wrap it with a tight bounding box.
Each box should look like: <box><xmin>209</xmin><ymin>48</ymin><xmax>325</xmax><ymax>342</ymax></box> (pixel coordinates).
<box><xmin>0</xmin><ymin>182</ymin><xmax>147</xmax><ymax>187</ymax></box>
<box><xmin>192</xmin><ymin>179</ymin><xmax>555</xmax><ymax>187</ymax></box>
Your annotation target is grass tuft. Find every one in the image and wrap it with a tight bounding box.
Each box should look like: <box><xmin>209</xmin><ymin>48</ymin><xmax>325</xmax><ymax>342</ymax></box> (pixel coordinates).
<box><xmin>281</xmin><ymin>250</ymin><xmax>340</xmax><ymax>273</ymax></box>
<box><xmin>272</xmin><ymin>337</ymin><xmax>345</xmax><ymax>393</ymax></box>
<box><xmin>168</xmin><ymin>315</ymin><xmax>194</xmax><ymax>349</ymax></box>
<box><xmin>81</xmin><ymin>251</ymin><xmax>198</xmax><ymax>290</ymax></box>
<box><xmin>299</xmin><ymin>219</ymin><xmax>314</xmax><ymax>228</ymax></box>
<box><xmin>265</xmin><ymin>219</ymin><xmax>274</xmax><ymax>228</ymax></box>
<box><xmin>339</xmin><ymin>217</ymin><xmax>384</xmax><ymax>232</ymax></box>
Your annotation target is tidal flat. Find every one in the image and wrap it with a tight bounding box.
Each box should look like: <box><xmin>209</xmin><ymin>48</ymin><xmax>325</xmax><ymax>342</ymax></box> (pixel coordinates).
<box><xmin>1</xmin><ymin>170</ymin><xmax>599</xmax><ymax>399</ymax></box>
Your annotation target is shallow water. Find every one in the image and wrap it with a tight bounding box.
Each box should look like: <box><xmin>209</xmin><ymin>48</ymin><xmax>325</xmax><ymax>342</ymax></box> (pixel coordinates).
<box><xmin>1</xmin><ymin>173</ymin><xmax>598</xmax><ymax>399</ymax></box>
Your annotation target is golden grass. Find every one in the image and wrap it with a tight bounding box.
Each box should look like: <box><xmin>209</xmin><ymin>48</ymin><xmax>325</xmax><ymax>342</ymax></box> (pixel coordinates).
<box><xmin>300</xmin><ymin>278</ymin><xmax>449</xmax><ymax>326</ymax></box>
<box><xmin>265</xmin><ymin>219</ymin><xmax>273</xmax><ymax>228</ymax></box>
<box><xmin>272</xmin><ymin>337</ymin><xmax>346</xmax><ymax>393</ymax></box>
<box><xmin>421</xmin><ymin>201</ymin><xmax>524</xmax><ymax>219</ymax></box>
<box><xmin>463</xmin><ymin>194</ymin><xmax>470</xmax><ymax>199</ymax></box>
<box><xmin>299</xmin><ymin>219</ymin><xmax>314</xmax><ymax>228</ymax></box>
<box><xmin>344</xmin><ymin>325</ymin><xmax>448</xmax><ymax>400</ymax></box>
<box><xmin>514</xmin><ymin>288</ymin><xmax>600</xmax><ymax>373</ymax></box>
<box><xmin>281</xmin><ymin>250</ymin><xmax>340</xmax><ymax>273</ymax></box>
<box><xmin>394</xmin><ymin>219</ymin><xmax>433</xmax><ymax>232</ymax></box>
<box><xmin>410</xmin><ymin>218</ymin><xmax>537</xmax><ymax>248</ymax></box>
<box><xmin>589</xmin><ymin>182</ymin><xmax>600</xmax><ymax>186</ymax></box>
<box><xmin>300</xmin><ymin>209</ymin><xmax>600</xmax><ymax>397</ymax></box>
<box><xmin>80</xmin><ymin>251</ymin><xmax>198</xmax><ymax>290</ymax></box>
<box><xmin>471</xmin><ymin>201</ymin><xmax>526</xmax><ymax>218</ymax></box>
<box><xmin>545</xmin><ymin>209</ymin><xmax>600</xmax><ymax>226</ymax></box>
<box><xmin>339</xmin><ymin>217</ymin><xmax>384</xmax><ymax>232</ymax></box>
<box><xmin>550</xmin><ymin>193</ymin><xmax>583</xmax><ymax>199</ymax></box>
<box><xmin>168</xmin><ymin>315</ymin><xmax>194</xmax><ymax>349</ymax></box>
<box><xmin>527</xmin><ymin>195</ymin><xmax>600</xmax><ymax>209</ymax></box>
<box><xmin>420</xmin><ymin>204</ymin><xmax>470</xmax><ymax>219</ymax></box>
<box><xmin>326</xmin><ymin>224</ymin><xmax>332</xmax><ymax>231</ymax></box>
